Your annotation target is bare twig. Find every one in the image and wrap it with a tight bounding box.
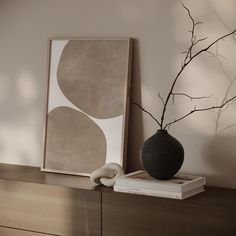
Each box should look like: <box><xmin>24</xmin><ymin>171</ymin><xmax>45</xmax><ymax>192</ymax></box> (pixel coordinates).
<box><xmin>133</xmin><ymin>3</ymin><xmax>236</xmax><ymax>130</ymax></box>
<box><xmin>132</xmin><ymin>101</ymin><xmax>161</xmax><ymax>127</ymax></box>
<box><xmin>195</xmin><ymin>31</ymin><xmax>236</xmax><ymax>58</ymax></box>
<box><xmin>171</xmin><ymin>92</ymin><xmax>212</xmax><ymax>101</ymax></box>
<box><xmin>158</xmin><ymin>92</ymin><xmax>165</xmax><ymax>106</ymax></box>
<box><xmin>159</xmin><ymin>2</ymin><xmax>236</xmax><ymax>129</ymax></box>
<box><xmin>193</xmin><ymin>37</ymin><xmax>208</xmax><ymax>46</ymax></box>
<box><xmin>164</xmin><ymin>95</ymin><xmax>236</xmax><ymax>129</ymax></box>
<box><xmin>180</xmin><ymin>2</ymin><xmax>206</xmax><ymax>64</ymax></box>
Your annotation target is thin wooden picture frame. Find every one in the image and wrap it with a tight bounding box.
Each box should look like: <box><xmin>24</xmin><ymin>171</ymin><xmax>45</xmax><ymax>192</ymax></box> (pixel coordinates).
<box><xmin>41</xmin><ymin>38</ymin><xmax>133</xmax><ymax>176</ymax></box>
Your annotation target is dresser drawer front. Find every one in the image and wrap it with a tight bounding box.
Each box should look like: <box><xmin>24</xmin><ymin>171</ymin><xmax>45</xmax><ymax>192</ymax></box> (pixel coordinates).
<box><xmin>0</xmin><ymin>180</ymin><xmax>101</xmax><ymax>236</ymax></box>
<box><xmin>102</xmin><ymin>191</ymin><xmax>236</xmax><ymax>236</ymax></box>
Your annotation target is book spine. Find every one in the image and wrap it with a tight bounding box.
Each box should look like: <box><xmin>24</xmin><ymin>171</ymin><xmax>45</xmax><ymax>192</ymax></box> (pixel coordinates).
<box><xmin>114</xmin><ymin>185</ymin><xmax>183</xmax><ymax>199</ymax></box>
<box><xmin>181</xmin><ymin>178</ymin><xmax>206</xmax><ymax>192</ymax></box>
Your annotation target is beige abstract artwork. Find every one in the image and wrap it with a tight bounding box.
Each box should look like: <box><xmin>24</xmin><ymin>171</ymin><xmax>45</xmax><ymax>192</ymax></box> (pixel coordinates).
<box><xmin>42</xmin><ymin>38</ymin><xmax>133</xmax><ymax>176</ymax></box>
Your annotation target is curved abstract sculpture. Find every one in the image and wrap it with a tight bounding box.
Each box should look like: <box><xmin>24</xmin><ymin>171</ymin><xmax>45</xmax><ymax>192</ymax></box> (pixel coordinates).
<box><xmin>90</xmin><ymin>162</ymin><xmax>124</xmax><ymax>187</ymax></box>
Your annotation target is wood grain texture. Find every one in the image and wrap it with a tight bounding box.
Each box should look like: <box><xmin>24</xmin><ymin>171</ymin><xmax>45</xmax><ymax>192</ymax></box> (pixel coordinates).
<box><xmin>102</xmin><ymin>188</ymin><xmax>236</xmax><ymax>236</ymax></box>
<box><xmin>0</xmin><ymin>178</ymin><xmax>101</xmax><ymax>236</ymax></box>
<box><xmin>0</xmin><ymin>163</ymin><xmax>101</xmax><ymax>191</ymax></box>
<box><xmin>1</xmin><ymin>164</ymin><xmax>236</xmax><ymax>236</ymax></box>
<box><xmin>0</xmin><ymin>226</ymin><xmax>55</xmax><ymax>236</ymax></box>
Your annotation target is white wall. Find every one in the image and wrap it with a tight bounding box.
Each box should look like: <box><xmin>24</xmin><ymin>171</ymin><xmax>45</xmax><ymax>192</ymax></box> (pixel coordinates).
<box><xmin>0</xmin><ymin>0</ymin><xmax>236</xmax><ymax>188</ymax></box>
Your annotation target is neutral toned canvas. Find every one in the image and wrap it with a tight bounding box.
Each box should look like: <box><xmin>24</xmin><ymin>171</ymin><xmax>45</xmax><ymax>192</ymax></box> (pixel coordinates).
<box><xmin>42</xmin><ymin>38</ymin><xmax>132</xmax><ymax>175</ymax></box>
<box><xmin>45</xmin><ymin>106</ymin><xmax>107</xmax><ymax>173</ymax></box>
<box><xmin>57</xmin><ymin>40</ymin><xmax>129</xmax><ymax>119</ymax></box>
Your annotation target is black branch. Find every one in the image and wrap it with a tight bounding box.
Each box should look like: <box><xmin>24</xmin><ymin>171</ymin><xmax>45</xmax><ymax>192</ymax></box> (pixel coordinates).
<box><xmin>132</xmin><ymin>101</ymin><xmax>161</xmax><ymax>127</ymax></box>
<box><xmin>164</xmin><ymin>95</ymin><xmax>236</xmax><ymax>129</ymax></box>
<box><xmin>171</xmin><ymin>92</ymin><xmax>212</xmax><ymax>101</ymax></box>
<box><xmin>132</xmin><ymin>2</ymin><xmax>236</xmax><ymax>131</ymax></box>
<box><xmin>159</xmin><ymin>2</ymin><xmax>236</xmax><ymax>129</ymax></box>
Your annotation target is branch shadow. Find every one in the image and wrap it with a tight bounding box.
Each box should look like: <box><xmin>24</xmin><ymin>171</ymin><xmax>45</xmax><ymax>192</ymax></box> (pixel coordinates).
<box><xmin>202</xmin><ymin>134</ymin><xmax>236</xmax><ymax>189</ymax></box>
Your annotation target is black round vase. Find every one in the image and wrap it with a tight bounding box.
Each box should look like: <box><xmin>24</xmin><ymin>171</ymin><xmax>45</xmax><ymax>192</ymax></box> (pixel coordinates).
<box><xmin>140</xmin><ymin>130</ymin><xmax>184</xmax><ymax>179</ymax></box>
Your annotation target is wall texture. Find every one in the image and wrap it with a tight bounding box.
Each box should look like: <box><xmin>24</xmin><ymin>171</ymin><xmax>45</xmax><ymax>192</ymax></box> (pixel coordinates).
<box><xmin>0</xmin><ymin>0</ymin><xmax>236</xmax><ymax>188</ymax></box>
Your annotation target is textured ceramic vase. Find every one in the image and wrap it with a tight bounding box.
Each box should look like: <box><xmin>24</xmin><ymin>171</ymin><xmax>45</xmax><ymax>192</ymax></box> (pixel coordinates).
<box><xmin>140</xmin><ymin>130</ymin><xmax>184</xmax><ymax>179</ymax></box>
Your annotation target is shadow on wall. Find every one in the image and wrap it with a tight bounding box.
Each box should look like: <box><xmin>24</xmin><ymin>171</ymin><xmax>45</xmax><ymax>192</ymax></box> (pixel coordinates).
<box><xmin>0</xmin><ymin>70</ymin><xmax>44</xmax><ymax>167</ymax></box>
<box><xmin>0</xmin><ymin>1</ymin><xmax>47</xmax><ymax>166</ymax></box>
<box><xmin>168</xmin><ymin>0</ymin><xmax>236</xmax><ymax>188</ymax></box>
<box><xmin>202</xmin><ymin>134</ymin><xmax>236</xmax><ymax>189</ymax></box>
<box><xmin>0</xmin><ymin>0</ymin><xmax>50</xmax><ymax>167</ymax></box>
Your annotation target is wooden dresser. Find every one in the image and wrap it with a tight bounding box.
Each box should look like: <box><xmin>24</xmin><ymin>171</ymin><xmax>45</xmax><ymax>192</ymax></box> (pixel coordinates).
<box><xmin>0</xmin><ymin>164</ymin><xmax>235</xmax><ymax>236</ymax></box>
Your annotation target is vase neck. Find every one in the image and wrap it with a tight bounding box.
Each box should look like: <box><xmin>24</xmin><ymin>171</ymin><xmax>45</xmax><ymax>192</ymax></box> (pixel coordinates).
<box><xmin>157</xmin><ymin>129</ymin><xmax>168</xmax><ymax>134</ymax></box>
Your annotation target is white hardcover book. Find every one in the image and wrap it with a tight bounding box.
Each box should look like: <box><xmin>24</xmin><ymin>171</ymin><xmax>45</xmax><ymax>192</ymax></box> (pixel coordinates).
<box><xmin>113</xmin><ymin>184</ymin><xmax>204</xmax><ymax>200</ymax></box>
<box><xmin>116</xmin><ymin>171</ymin><xmax>206</xmax><ymax>193</ymax></box>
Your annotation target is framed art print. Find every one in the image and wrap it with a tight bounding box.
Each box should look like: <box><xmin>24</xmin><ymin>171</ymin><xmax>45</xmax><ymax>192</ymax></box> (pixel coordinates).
<box><xmin>42</xmin><ymin>38</ymin><xmax>133</xmax><ymax>176</ymax></box>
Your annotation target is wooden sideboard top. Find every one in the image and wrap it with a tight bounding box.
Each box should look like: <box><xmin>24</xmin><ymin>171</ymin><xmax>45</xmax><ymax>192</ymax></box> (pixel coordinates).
<box><xmin>0</xmin><ymin>163</ymin><xmax>100</xmax><ymax>191</ymax></box>
<box><xmin>0</xmin><ymin>163</ymin><xmax>235</xmax><ymax>209</ymax></box>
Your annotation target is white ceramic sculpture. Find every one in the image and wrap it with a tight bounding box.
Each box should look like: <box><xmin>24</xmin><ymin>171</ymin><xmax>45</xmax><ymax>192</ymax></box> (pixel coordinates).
<box><xmin>90</xmin><ymin>162</ymin><xmax>124</xmax><ymax>187</ymax></box>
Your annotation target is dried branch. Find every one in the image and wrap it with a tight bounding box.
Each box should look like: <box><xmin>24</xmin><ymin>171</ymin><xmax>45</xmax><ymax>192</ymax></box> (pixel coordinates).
<box><xmin>158</xmin><ymin>92</ymin><xmax>165</xmax><ymax>106</ymax></box>
<box><xmin>159</xmin><ymin>2</ymin><xmax>236</xmax><ymax>129</ymax></box>
<box><xmin>194</xmin><ymin>31</ymin><xmax>236</xmax><ymax>59</ymax></box>
<box><xmin>180</xmin><ymin>2</ymin><xmax>206</xmax><ymax>64</ymax></box>
<box><xmin>193</xmin><ymin>37</ymin><xmax>208</xmax><ymax>46</ymax></box>
<box><xmin>132</xmin><ymin>101</ymin><xmax>161</xmax><ymax>127</ymax></box>
<box><xmin>171</xmin><ymin>92</ymin><xmax>212</xmax><ymax>101</ymax></box>
<box><xmin>133</xmin><ymin>3</ymin><xmax>236</xmax><ymax>131</ymax></box>
<box><xmin>164</xmin><ymin>95</ymin><xmax>236</xmax><ymax>129</ymax></box>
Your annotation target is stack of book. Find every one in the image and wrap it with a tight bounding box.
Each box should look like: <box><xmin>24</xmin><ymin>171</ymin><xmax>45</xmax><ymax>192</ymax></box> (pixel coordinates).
<box><xmin>114</xmin><ymin>170</ymin><xmax>206</xmax><ymax>200</ymax></box>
